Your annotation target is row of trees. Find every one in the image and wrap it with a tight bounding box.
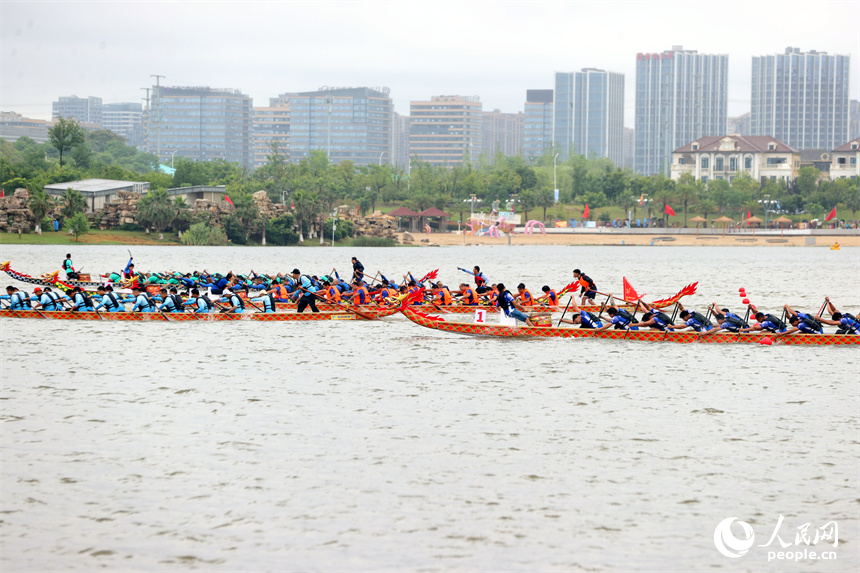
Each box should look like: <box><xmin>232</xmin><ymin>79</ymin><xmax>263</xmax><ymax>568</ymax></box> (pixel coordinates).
<box><xmin>2</xmin><ymin>119</ymin><xmax>858</xmax><ymax>241</ymax></box>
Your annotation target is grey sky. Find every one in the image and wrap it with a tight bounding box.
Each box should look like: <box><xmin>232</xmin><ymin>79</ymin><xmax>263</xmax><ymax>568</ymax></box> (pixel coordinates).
<box><xmin>2</xmin><ymin>0</ymin><xmax>858</xmax><ymax>128</ymax></box>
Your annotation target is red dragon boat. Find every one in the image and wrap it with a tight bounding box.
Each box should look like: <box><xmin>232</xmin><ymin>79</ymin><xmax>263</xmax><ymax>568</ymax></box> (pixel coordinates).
<box><xmin>0</xmin><ymin>306</ymin><xmax>398</xmax><ymax>322</ymax></box>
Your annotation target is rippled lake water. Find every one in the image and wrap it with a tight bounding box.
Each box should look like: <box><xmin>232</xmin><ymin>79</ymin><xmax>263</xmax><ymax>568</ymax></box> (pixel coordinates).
<box><xmin>1</xmin><ymin>244</ymin><xmax>858</xmax><ymax>571</ymax></box>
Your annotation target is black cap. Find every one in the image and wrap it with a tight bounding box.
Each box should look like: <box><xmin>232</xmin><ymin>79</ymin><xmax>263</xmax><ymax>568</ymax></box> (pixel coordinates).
<box><xmin>291</xmin><ymin>268</ymin><xmax>300</xmax><ymax>274</ymax></box>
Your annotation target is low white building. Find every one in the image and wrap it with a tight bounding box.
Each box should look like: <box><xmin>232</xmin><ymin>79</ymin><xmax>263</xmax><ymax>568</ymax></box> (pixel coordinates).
<box><xmin>44</xmin><ymin>179</ymin><xmax>149</xmax><ymax>213</ymax></box>
<box><xmin>830</xmin><ymin>138</ymin><xmax>860</xmax><ymax>179</ymax></box>
<box><xmin>671</xmin><ymin>135</ymin><xmax>800</xmax><ymax>184</ymax></box>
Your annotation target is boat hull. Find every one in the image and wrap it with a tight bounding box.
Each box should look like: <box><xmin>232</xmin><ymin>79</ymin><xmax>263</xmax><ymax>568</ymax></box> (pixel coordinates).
<box><xmin>0</xmin><ymin>307</ymin><xmax>397</xmax><ymax>321</ymax></box>
<box><xmin>400</xmin><ymin>307</ymin><xmax>858</xmax><ymax>346</ymax></box>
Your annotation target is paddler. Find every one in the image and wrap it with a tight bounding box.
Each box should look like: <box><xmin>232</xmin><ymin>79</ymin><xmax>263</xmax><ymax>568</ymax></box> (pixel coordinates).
<box><xmin>2</xmin><ymin>286</ymin><xmax>30</xmax><ymax>310</ymax></box>
<box><xmin>596</xmin><ymin>296</ymin><xmax>639</xmax><ymax>331</ymax></box>
<box><xmin>558</xmin><ymin>299</ymin><xmax>603</xmax><ymax>328</ymax></box>
<box><xmin>218</xmin><ymin>286</ymin><xmax>246</xmax><ymax>313</ymax></box>
<box><xmin>496</xmin><ymin>283</ymin><xmax>534</xmax><ymax>327</ymax></box>
<box><xmin>70</xmin><ymin>287</ymin><xmax>94</xmax><ymax>312</ymax></box>
<box><xmin>351</xmin><ymin>257</ymin><xmax>365</xmax><ymax>283</ymax></box>
<box><xmin>534</xmin><ymin>285</ymin><xmax>559</xmax><ymax>308</ymax></box>
<box><xmin>739</xmin><ymin>307</ymin><xmax>788</xmax><ymax>333</ymax></box>
<box><xmin>515</xmin><ymin>283</ymin><xmax>534</xmax><ymax>307</ymax></box>
<box><xmin>185</xmin><ymin>288</ymin><xmax>213</xmax><ymax>314</ymax></box>
<box><xmin>675</xmin><ymin>303</ymin><xmax>716</xmax><ymax>332</ymax></box>
<box><xmin>291</xmin><ymin>269</ymin><xmax>320</xmax><ymax>313</ymax></box>
<box><xmin>572</xmin><ymin>269</ymin><xmax>598</xmax><ymax>306</ymax></box>
<box><xmin>431</xmin><ymin>282</ymin><xmax>453</xmax><ymax>306</ymax></box>
<box><xmin>320</xmin><ymin>277</ymin><xmax>342</xmax><ymax>303</ymax></box>
<box><xmin>94</xmin><ymin>285</ymin><xmax>126</xmax><ymax>312</ymax></box>
<box><xmin>346</xmin><ymin>281</ymin><xmax>371</xmax><ymax>305</ymax></box>
<box><xmin>456</xmin><ymin>283</ymin><xmax>480</xmax><ymax>306</ymax></box>
<box><xmin>630</xmin><ymin>301</ymin><xmax>680</xmax><ymax>331</ymax></box>
<box><xmin>778</xmin><ymin>304</ymin><xmax>824</xmax><ymax>336</ymax></box>
<box><xmin>817</xmin><ymin>297</ymin><xmax>859</xmax><ymax>334</ymax></box>
<box><xmin>129</xmin><ymin>286</ymin><xmax>156</xmax><ymax>312</ymax></box>
<box><xmin>32</xmin><ymin>286</ymin><xmax>70</xmax><ymax>311</ymax></box>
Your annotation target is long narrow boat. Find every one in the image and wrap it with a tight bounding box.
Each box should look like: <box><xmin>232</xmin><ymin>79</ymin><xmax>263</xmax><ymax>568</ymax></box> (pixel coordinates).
<box><xmin>272</xmin><ymin>301</ymin><xmax>628</xmax><ymax>313</ymax></box>
<box><xmin>2</xmin><ymin>262</ymin><xmax>104</xmax><ymax>289</ymax></box>
<box><xmin>400</xmin><ymin>306</ymin><xmax>858</xmax><ymax>346</ymax></box>
<box><xmin>0</xmin><ymin>307</ymin><xmax>398</xmax><ymax>322</ymax></box>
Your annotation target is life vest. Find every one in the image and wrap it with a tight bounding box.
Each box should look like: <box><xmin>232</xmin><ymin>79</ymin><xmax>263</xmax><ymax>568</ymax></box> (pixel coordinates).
<box><xmin>579</xmin><ymin>275</ymin><xmax>596</xmax><ymax>292</ymax></box>
<box><xmin>10</xmin><ymin>292</ymin><xmax>26</xmax><ymax>310</ymax></box>
<box><xmin>274</xmin><ymin>285</ymin><xmax>288</xmax><ymax>300</ymax></box>
<box><xmin>137</xmin><ymin>293</ymin><xmax>155</xmax><ymax>311</ymax></box>
<box><xmin>721</xmin><ymin>314</ymin><xmax>747</xmax><ymax>332</ymax></box>
<box><xmin>171</xmin><ymin>294</ymin><xmax>185</xmax><ymax>312</ymax></box>
<box><xmin>326</xmin><ymin>285</ymin><xmax>341</xmax><ymax>302</ymax></box>
<box><xmin>797</xmin><ymin>316</ymin><xmax>823</xmax><ymax>333</ymax></box>
<box><xmin>837</xmin><ymin>313</ymin><xmax>859</xmax><ymax>334</ymax></box>
<box><xmin>688</xmin><ymin>311</ymin><xmax>713</xmax><ymax>330</ymax></box>
<box><xmin>615</xmin><ymin>309</ymin><xmax>636</xmax><ymax>326</ymax></box>
<box><xmin>376</xmin><ymin>287</ymin><xmax>393</xmax><ymax>302</ymax></box>
<box><xmin>229</xmin><ymin>294</ymin><xmax>245</xmax><ymax>311</ymax></box>
<box><xmin>652</xmin><ymin>311</ymin><xmax>674</xmax><ymax>329</ymax></box>
<box><xmin>580</xmin><ymin>310</ymin><xmax>602</xmax><ymax>329</ymax></box>
<box><xmin>105</xmin><ymin>292</ymin><xmax>122</xmax><ymax>311</ymax></box>
<box><xmin>63</xmin><ymin>259</ymin><xmax>73</xmax><ymax>272</ymax></box>
<box><xmin>199</xmin><ymin>295</ymin><xmax>213</xmax><ymax>313</ymax></box>
<box><xmin>463</xmin><ymin>288</ymin><xmax>478</xmax><ymax>305</ymax></box>
<box><xmin>761</xmin><ymin>313</ymin><xmax>787</xmax><ymax>332</ymax></box>
<box><xmin>518</xmin><ymin>290</ymin><xmax>533</xmax><ymax>306</ymax></box>
<box><xmin>474</xmin><ymin>272</ymin><xmax>487</xmax><ymax>287</ymax></box>
<box><xmin>74</xmin><ymin>292</ymin><xmax>93</xmax><ymax>311</ymax></box>
<box><xmin>43</xmin><ymin>292</ymin><xmax>61</xmax><ymax>311</ymax></box>
<box><xmin>435</xmin><ymin>288</ymin><xmax>452</xmax><ymax>305</ymax></box>
<box><xmin>261</xmin><ymin>293</ymin><xmax>276</xmax><ymax>312</ymax></box>
<box><xmin>547</xmin><ymin>290</ymin><xmax>558</xmax><ymax>305</ymax></box>
<box><xmin>353</xmin><ymin>286</ymin><xmax>369</xmax><ymax>305</ymax></box>
<box><xmin>497</xmin><ymin>291</ymin><xmax>514</xmax><ymax>315</ymax></box>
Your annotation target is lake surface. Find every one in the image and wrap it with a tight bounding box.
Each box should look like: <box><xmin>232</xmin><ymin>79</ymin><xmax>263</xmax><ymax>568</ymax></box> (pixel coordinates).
<box><xmin>1</xmin><ymin>244</ymin><xmax>858</xmax><ymax>571</ymax></box>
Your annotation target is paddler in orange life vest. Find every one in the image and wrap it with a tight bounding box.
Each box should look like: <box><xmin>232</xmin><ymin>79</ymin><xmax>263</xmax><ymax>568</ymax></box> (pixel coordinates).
<box><xmin>573</xmin><ymin>269</ymin><xmax>597</xmax><ymax>306</ymax></box>
<box><xmin>457</xmin><ymin>283</ymin><xmax>479</xmax><ymax>305</ymax></box>
<box><xmin>346</xmin><ymin>281</ymin><xmax>371</xmax><ymax>305</ymax></box>
<box><xmin>270</xmin><ymin>280</ymin><xmax>290</xmax><ymax>301</ymax></box>
<box><xmin>534</xmin><ymin>285</ymin><xmax>559</xmax><ymax>308</ymax></box>
<box><xmin>375</xmin><ymin>281</ymin><xmax>397</xmax><ymax>304</ymax></box>
<box><xmin>320</xmin><ymin>277</ymin><xmax>342</xmax><ymax>302</ymax></box>
<box><xmin>515</xmin><ymin>283</ymin><xmax>534</xmax><ymax>307</ymax></box>
<box><xmin>431</xmin><ymin>282</ymin><xmax>453</xmax><ymax>306</ymax></box>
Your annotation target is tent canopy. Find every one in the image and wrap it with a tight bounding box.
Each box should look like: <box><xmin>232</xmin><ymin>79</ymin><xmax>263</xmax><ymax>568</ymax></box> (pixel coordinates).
<box><xmin>689</xmin><ymin>216</ymin><xmax>707</xmax><ymax>223</ymax></box>
<box><xmin>745</xmin><ymin>216</ymin><xmax>764</xmax><ymax>223</ymax></box>
<box><xmin>715</xmin><ymin>216</ymin><xmax>734</xmax><ymax>223</ymax></box>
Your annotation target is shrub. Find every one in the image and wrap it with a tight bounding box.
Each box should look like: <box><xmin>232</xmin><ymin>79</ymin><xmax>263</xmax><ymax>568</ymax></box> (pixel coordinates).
<box><xmin>120</xmin><ymin>222</ymin><xmax>142</xmax><ymax>232</ymax></box>
<box><xmin>352</xmin><ymin>236</ymin><xmax>397</xmax><ymax>247</ymax></box>
<box><xmin>181</xmin><ymin>222</ymin><xmax>229</xmax><ymax>246</ymax></box>
<box><xmin>223</xmin><ymin>215</ymin><xmax>247</xmax><ymax>245</ymax></box>
<box><xmin>266</xmin><ymin>214</ymin><xmax>299</xmax><ymax>246</ymax></box>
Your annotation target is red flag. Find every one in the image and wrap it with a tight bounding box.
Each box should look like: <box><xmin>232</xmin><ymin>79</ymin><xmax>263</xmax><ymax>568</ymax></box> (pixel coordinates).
<box><xmin>583</xmin><ymin>204</ymin><xmax>590</xmax><ymax>219</ymax></box>
<box><xmin>224</xmin><ymin>195</ymin><xmax>234</xmax><ymax>206</ymax></box>
<box><xmin>0</xmin><ymin>188</ymin><xmax>4</xmax><ymax>198</ymax></box>
<box><xmin>664</xmin><ymin>204</ymin><xmax>676</xmax><ymax>216</ymax></box>
<box><xmin>623</xmin><ymin>277</ymin><xmax>645</xmax><ymax>301</ymax></box>
<box><xmin>746</xmin><ymin>211</ymin><xmax>751</xmax><ymax>221</ymax></box>
<box><xmin>824</xmin><ymin>207</ymin><xmax>837</xmax><ymax>221</ymax></box>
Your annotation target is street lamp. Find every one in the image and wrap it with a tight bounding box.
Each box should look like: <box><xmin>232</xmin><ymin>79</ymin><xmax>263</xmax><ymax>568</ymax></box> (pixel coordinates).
<box><xmin>331</xmin><ymin>209</ymin><xmax>337</xmax><ymax>246</ymax></box>
<box><xmin>758</xmin><ymin>194</ymin><xmax>776</xmax><ymax>227</ymax></box>
<box><xmin>642</xmin><ymin>194</ymin><xmax>651</xmax><ymax>227</ymax></box>
<box><xmin>379</xmin><ymin>152</ymin><xmax>384</xmax><ymax>165</ymax></box>
<box><xmin>169</xmin><ymin>149</ymin><xmax>178</xmax><ymax>170</ymax></box>
<box><xmin>553</xmin><ymin>153</ymin><xmax>559</xmax><ymax>203</ymax></box>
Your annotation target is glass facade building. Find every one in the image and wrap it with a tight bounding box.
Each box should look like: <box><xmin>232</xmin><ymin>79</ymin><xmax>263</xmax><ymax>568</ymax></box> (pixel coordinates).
<box><xmin>522</xmin><ymin>89</ymin><xmax>553</xmax><ymax>160</ymax></box>
<box><xmin>103</xmin><ymin>102</ymin><xmax>143</xmax><ymax>147</ymax></box>
<box><xmin>553</xmin><ymin>69</ymin><xmax>624</xmax><ymax>165</ymax></box>
<box><xmin>253</xmin><ymin>105</ymin><xmax>290</xmax><ymax>169</ymax></box>
<box><xmin>409</xmin><ymin>95</ymin><xmax>483</xmax><ymax>167</ymax></box>
<box><xmin>147</xmin><ymin>86</ymin><xmax>254</xmax><ymax>168</ymax></box>
<box><xmin>634</xmin><ymin>47</ymin><xmax>728</xmax><ymax>176</ymax></box>
<box><xmin>270</xmin><ymin>87</ymin><xmax>392</xmax><ymax>167</ymax></box>
<box><xmin>751</xmin><ymin>48</ymin><xmax>850</xmax><ymax>151</ymax></box>
<box><xmin>52</xmin><ymin>95</ymin><xmax>102</xmax><ymax>127</ymax></box>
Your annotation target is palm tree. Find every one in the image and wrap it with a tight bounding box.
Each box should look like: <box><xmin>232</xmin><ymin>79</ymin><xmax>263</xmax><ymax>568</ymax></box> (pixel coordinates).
<box><xmin>60</xmin><ymin>188</ymin><xmax>87</xmax><ymax>220</ymax></box>
<box><xmin>674</xmin><ymin>173</ymin><xmax>701</xmax><ymax>227</ymax></box>
<box><xmin>28</xmin><ymin>189</ymin><xmax>54</xmax><ymax>234</ymax></box>
<box><xmin>292</xmin><ymin>189</ymin><xmax>319</xmax><ymax>242</ymax></box>
<box><xmin>136</xmin><ymin>189</ymin><xmax>175</xmax><ymax>234</ymax></box>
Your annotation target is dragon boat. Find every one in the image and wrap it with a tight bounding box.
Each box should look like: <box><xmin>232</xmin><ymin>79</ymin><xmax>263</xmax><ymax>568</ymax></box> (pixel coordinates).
<box><xmin>2</xmin><ymin>262</ymin><xmax>104</xmax><ymax>289</ymax></box>
<box><xmin>399</xmin><ymin>306</ymin><xmax>858</xmax><ymax>346</ymax></box>
<box><xmin>0</xmin><ymin>306</ymin><xmax>398</xmax><ymax>322</ymax></box>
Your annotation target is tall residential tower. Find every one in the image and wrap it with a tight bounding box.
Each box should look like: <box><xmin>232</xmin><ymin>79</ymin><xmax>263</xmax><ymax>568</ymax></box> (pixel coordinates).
<box><xmin>522</xmin><ymin>89</ymin><xmax>553</xmax><ymax>160</ymax></box>
<box><xmin>409</xmin><ymin>95</ymin><xmax>482</xmax><ymax>167</ymax></box>
<box><xmin>634</xmin><ymin>46</ymin><xmax>728</xmax><ymax>175</ymax></box>
<box><xmin>554</xmin><ymin>69</ymin><xmax>624</xmax><ymax>165</ymax></box>
<box><xmin>751</xmin><ymin>47</ymin><xmax>850</xmax><ymax>150</ymax></box>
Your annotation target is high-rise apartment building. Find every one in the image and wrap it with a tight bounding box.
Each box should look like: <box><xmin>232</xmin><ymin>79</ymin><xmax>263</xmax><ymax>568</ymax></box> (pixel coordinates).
<box><xmin>851</xmin><ymin>100</ymin><xmax>860</xmax><ymax>142</ymax></box>
<box><xmin>622</xmin><ymin>127</ymin><xmax>635</xmax><ymax>170</ymax></box>
<box><xmin>727</xmin><ymin>113</ymin><xmax>751</xmax><ymax>136</ymax></box>
<box><xmin>392</xmin><ymin>112</ymin><xmax>410</xmax><ymax>168</ymax></box>
<box><xmin>102</xmin><ymin>102</ymin><xmax>143</xmax><ymax>147</ymax></box>
<box><xmin>52</xmin><ymin>95</ymin><xmax>102</xmax><ymax>127</ymax></box>
<box><xmin>554</xmin><ymin>69</ymin><xmax>624</xmax><ymax>165</ymax></box>
<box><xmin>751</xmin><ymin>47</ymin><xmax>850</xmax><ymax>151</ymax></box>
<box><xmin>522</xmin><ymin>89</ymin><xmax>553</xmax><ymax>160</ymax></box>
<box><xmin>147</xmin><ymin>86</ymin><xmax>254</xmax><ymax>168</ymax></box>
<box><xmin>409</xmin><ymin>95</ymin><xmax>482</xmax><ymax>167</ymax></box>
<box><xmin>482</xmin><ymin>109</ymin><xmax>523</xmax><ymax>158</ymax></box>
<box><xmin>253</xmin><ymin>104</ymin><xmax>290</xmax><ymax>169</ymax></box>
<box><xmin>269</xmin><ymin>87</ymin><xmax>393</xmax><ymax>166</ymax></box>
<box><xmin>634</xmin><ymin>46</ymin><xmax>728</xmax><ymax>175</ymax></box>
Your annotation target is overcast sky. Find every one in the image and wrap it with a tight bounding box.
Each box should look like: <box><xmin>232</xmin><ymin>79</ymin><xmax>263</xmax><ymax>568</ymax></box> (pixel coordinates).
<box><xmin>2</xmin><ymin>0</ymin><xmax>858</xmax><ymax>128</ymax></box>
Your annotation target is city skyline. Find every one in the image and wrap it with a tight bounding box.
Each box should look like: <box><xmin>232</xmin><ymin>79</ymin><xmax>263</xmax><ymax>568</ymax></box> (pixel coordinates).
<box><xmin>2</xmin><ymin>1</ymin><xmax>857</xmax><ymax>127</ymax></box>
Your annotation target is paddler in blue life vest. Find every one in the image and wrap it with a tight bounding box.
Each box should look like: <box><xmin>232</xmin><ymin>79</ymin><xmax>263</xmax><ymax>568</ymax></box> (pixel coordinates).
<box><xmin>496</xmin><ymin>283</ymin><xmax>534</xmax><ymax>326</ymax></box>
<box><xmin>739</xmin><ymin>306</ymin><xmax>788</xmax><ymax>333</ymax></box>
<box><xmin>596</xmin><ymin>295</ymin><xmax>639</xmax><ymax>331</ymax></box>
<box><xmin>778</xmin><ymin>304</ymin><xmax>824</xmax><ymax>336</ymax></box>
<box><xmin>630</xmin><ymin>300</ymin><xmax>680</xmax><ymax>331</ymax></box>
<box><xmin>558</xmin><ymin>298</ymin><xmax>603</xmax><ymax>328</ymax></box>
<box><xmin>185</xmin><ymin>288</ymin><xmax>213</xmax><ymax>313</ymax></box>
<box><xmin>157</xmin><ymin>287</ymin><xmax>185</xmax><ymax>313</ymax></box>
<box><xmin>817</xmin><ymin>297</ymin><xmax>859</xmax><ymax>334</ymax></box>
<box><xmin>94</xmin><ymin>285</ymin><xmax>126</xmax><ymax>312</ymax></box>
<box><xmin>218</xmin><ymin>286</ymin><xmax>245</xmax><ymax>313</ymax></box>
<box><xmin>70</xmin><ymin>287</ymin><xmax>94</xmax><ymax>312</ymax></box>
<box><xmin>32</xmin><ymin>286</ymin><xmax>70</xmax><ymax>311</ymax></box>
<box><xmin>129</xmin><ymin>286</ymin><xmax>156</xmax><ymax>312</ymax></box>
<box><xmin>2</xmin><ymin>285</ymin><xmax>29</xmax><ymax>310</ymax></box>
<box><xmin>672</xmin><ymin>302</ymin><xmax>717</xmax><ymax>332</ymax></box>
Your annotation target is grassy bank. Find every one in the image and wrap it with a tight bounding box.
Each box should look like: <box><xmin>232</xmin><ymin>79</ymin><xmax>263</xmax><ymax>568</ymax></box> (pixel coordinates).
<box><xmin>0</xmin><ymin>230</ymin><xmax>400</xmax><ymax>247</ymax></box>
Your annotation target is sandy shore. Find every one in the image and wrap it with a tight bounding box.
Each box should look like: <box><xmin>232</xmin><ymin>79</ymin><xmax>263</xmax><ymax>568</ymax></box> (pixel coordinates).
<box><xmin>415</xmin><ymin>232</ymin><xmax>858</xmax><ymax>248</ymax></box>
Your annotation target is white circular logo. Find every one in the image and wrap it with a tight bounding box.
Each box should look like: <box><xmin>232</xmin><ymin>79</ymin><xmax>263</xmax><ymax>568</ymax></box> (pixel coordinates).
<box><xmin>714</xmin><ymin>517</ymin><xmax>755</xmax><ymax>558</ymax></box>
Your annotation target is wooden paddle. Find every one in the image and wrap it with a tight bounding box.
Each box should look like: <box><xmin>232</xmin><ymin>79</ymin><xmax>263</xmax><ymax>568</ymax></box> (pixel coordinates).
<box><xmin>296</xmin><ymin>285</ymin><xmax>377</xmax><ymax>320</ymax></box>
<box><xmin>556</xmin><ymin>296</ymin><xmax>573</xmax><ymax>327</ymax></box>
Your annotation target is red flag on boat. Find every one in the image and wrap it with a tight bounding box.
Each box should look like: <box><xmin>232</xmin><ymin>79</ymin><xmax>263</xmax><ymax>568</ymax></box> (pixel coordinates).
<box><xmin>825</xmin><ymin>207</ymin><xmax>837</xmax><ymax>221</ymax></box>
<box><xmin>623</xmin><ymin>277</ymin><xmax>645</xmax><ymax>301</ymax></box>
<box><xmin>664</xmin><ymin>204</ymin><xmax>675</xmax><ymax>216</ymax></box>
<box><xmin>225</xmin><ymin>195</ymin><xmax>234</xmax><ymax>206</ymax></box>
<box><xmin>583</xmin><ymin>204</ymin><xmax>590</xmax><ymax>219</ymax></box>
